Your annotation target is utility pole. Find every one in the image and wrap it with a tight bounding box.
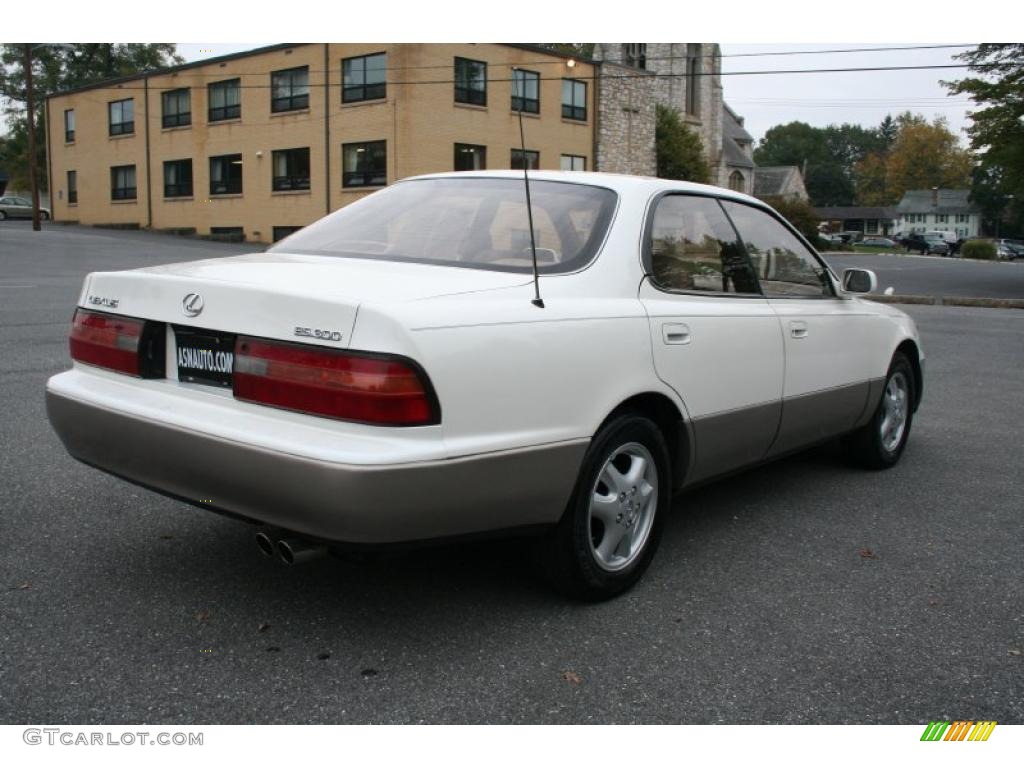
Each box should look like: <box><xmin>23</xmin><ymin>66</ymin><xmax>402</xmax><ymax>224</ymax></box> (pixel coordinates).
<box><xmin>24</xmin><ymin>43</ymin><xmax>42</xmax><ymax>232</ymax></box>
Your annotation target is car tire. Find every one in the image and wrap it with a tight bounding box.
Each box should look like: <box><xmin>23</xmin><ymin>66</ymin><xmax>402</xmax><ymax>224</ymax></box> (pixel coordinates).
<box><xmin>0</xmin><ymin>211</ymin><xmax>6</xmax><ymax>221</ymax></box>
<box><xmin>843</xmin><ymin>352</ymin><xmax>915</xmax><ymax>470</ymax></box>
<box><xmin>40</xmin><ymin>211</ymin><xmax>49</xmax><ymax>221</ymax></box>
<box><xmin>536</xmin><ymin>413</ymin><xmax>670</xmax><ymax>601</ymax></box>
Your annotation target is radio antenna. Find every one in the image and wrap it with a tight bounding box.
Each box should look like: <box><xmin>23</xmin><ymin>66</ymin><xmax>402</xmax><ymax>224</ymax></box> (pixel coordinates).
<box><xmin>513</xmin><ymin>67</ymin><xmax>545</xmax><ymax>309</ymax></box>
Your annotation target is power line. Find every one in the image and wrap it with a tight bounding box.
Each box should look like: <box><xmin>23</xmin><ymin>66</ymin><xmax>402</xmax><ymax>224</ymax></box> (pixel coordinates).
<box><xmin>39</xmin><ymin>62</ymin><xmax>974</xmax><ymax>95</ymax></box>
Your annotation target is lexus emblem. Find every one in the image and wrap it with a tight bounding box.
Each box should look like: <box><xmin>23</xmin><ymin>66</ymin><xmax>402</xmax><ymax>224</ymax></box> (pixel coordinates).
<box><xmin>182</xmin><ymin>293</ymin><xmax>204</xmax><ymax>317</ymax></box>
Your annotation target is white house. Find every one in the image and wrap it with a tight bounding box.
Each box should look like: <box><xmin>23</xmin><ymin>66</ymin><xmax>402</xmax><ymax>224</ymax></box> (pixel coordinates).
<box><xmin>896</xmin><ymin>189</ymin><xmax>980</xmax><ymax>239</ymax></box>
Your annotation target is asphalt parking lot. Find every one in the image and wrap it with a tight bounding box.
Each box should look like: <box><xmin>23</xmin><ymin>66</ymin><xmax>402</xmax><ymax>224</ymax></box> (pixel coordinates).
<box><xmin>1</xmin><ymin>223</ymin><xmax>1022</xmax><ymax>724</ymax></box>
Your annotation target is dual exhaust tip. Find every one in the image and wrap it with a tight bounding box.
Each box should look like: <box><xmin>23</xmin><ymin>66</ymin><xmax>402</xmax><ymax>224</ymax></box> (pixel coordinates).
<box><xmin>255</xmin><ymin>529</ymin><xmax>327</xmax><ymax>565</ymax></box>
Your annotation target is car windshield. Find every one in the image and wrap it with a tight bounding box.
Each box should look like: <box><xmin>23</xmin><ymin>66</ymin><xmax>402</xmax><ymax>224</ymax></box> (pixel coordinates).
<box><xmin>270</xmin><ymin>177</ymin><xmax>618</xmax><ymax>273</ymax></box>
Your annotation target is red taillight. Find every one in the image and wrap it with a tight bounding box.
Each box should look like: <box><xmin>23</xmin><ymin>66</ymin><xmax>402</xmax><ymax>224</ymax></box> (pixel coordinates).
<box><xmin>69</xmin><ymin>309</ymin><xmax>163</xmax><ymax>377</ymax></box>
<box><xmin>233</xmin><ymin>336</ymin><xmax>439</xmax><ymax>426</ymax></box>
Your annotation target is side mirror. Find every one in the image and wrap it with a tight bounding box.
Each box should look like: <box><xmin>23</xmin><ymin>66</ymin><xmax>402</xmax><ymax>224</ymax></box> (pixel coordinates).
<box><xmin>842</xmin><ymin>268</ymin><xmax>877</xmax><ymax>294</ymax></box>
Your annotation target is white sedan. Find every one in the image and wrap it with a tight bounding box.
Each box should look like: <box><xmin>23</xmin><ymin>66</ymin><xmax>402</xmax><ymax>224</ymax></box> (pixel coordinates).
<box><xmin>46</xmin><ymin>171</ymin><xmax>923</xmax><ymax>599</ymax></box>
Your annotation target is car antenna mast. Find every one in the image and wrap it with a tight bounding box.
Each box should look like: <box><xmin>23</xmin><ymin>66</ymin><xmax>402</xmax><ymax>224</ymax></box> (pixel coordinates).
<box><xmin>513</xmin><ymin>67</ymin><xmax>545</xmax><ymax>309</ymax></box>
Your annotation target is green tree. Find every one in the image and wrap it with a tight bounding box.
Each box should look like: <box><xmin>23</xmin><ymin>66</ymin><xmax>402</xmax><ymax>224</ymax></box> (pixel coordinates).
<box><xmin>655</xmin><ymin>104</ymin><xmax>710</xmax><ymax>183</ymax></box>
<box><xmin>542</xmin><ymin>43</ymin><xmax>595</xmax><ymax>60</ymax></box>
<box><xmin>753</xmin><ymin>121</ymin><xmax>854</xmax><ymax>206</ymax></box>
<box><xmin>0</xmin><ymin>44</ymin><xmax>182</xmax><ymax>191</ymax></box>
<box><xmin>945</xmin><ymin>44</ymin><xmax>1024</xmax><ymax>235</ymax></box>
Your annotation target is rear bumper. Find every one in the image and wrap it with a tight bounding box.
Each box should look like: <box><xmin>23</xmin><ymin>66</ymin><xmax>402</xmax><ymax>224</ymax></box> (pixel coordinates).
<box><xmin>45</xmin><ymin>383</ymin><xmax>587</xmax><ymax>544</ymax></box>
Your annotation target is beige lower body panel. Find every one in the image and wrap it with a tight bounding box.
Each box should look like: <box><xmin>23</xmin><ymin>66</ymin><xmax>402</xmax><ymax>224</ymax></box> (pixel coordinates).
<box><xmin>46</xmin><ymin>391</ymin><xmax>588</xmax><ymax>544</ymax></box>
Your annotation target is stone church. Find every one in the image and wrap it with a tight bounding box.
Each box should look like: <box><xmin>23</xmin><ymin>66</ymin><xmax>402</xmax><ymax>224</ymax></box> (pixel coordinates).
<box><xmin>591</xmin><ymin>43</ymin><xmax>760</xmax><ymax>194</ymax></box>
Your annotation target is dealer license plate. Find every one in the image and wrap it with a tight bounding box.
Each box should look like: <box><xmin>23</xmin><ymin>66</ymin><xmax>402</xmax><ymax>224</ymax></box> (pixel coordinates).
<box><xmin>175</xmin><ymin>327</ymin><xmax>236</xmax><ymax>388</ymax></box>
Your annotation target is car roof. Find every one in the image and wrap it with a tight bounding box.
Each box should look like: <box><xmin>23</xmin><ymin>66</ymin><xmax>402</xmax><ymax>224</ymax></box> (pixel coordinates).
<box><xmin>401</xmin><ymin>169</ymin><xmax>765</xmax><ymax>207</ymax></box>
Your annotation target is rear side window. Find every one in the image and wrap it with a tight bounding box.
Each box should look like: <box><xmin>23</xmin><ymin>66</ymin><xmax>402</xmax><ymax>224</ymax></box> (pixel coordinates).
<box><xmin>648</xmin><ymin>195</ymin><xmax>759</xmax><ymax>294</ymax></box>
<box><xmin>270</xmin><ymin>178</ymin><xmax>617</xmax><ymax>274</ymax></box>
<box><xmin>721</xmin><ymin>201</ymin><xmax>832</xmax><ymax>297</ymax></box>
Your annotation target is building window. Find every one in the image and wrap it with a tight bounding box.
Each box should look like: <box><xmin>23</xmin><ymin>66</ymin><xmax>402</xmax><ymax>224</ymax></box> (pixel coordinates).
<box><xmin>162</xmin><ymin>88</ymin><xmax>191</xmax><ymax>128</ymax></box>
<box><xmin>272</xmin><ymin>147</ymin><xmax>311</xmax><ymax>191</ymax></box>
<box><xmin>511</xmin><ymin>149</ymin><xmax>539</xmax><ymax>170</ymax></box>
<box><xmin>210</xmin><ymin>154</ymin><xmax>243</xmax><ymax>195</ymax></box>
<box><xmin>209</xmin><ymin>78</ymin><xmax>241</xmax><ymax>122</ymax></box>
<box><xmin>454</xmin><ymin>57</ymin><xmax>487</xmax><ymax>106</ymax></box>
<box><xmin>64</xmin><ymin>109</ymin><xmax>75</xmax><ymax>143</ymax></box>
<box><xmin>560</xmin><ymin>154</ymin><xmax>586</xmax><ymax>171</ymax></box>
<box><xmin>342</xmin><ymin>53</ymin><xmax>386</xmax><ymax>103</ymax></box>
<box><xmin>209</xmin><ymin>226</ymin><xmax>245</xmax><ymax>242</ymax></box>
<box><xmin>273</xmin><ymin>226</ymin><xmax>303</xmax><ymax>242</ymax></box>
<box><xmin>623</xmin><ymin>44</ymin><xmax>647</xmax><ymax>69</ymax></box>
<box><xmin>108</xmin><ymin>99</ymin><xmax>134</xmax><ymax>136</ymax></box>
<box><xmin>562</xmin><ymin>79</ymin><xmax>587</xmax><ymax>121</ymax></box>
<box><xmin>110</xmin><ymin>165</ymin><xmax>136</xmax><ymax>200</ymax></box>
<box><xmin>729</xmin><ymin>171</ymin><xmax>745</xmax><ymax>192</ymax></box>
<box><xmin>686</xmin><ymin>44</ymin><xmax>701</xmax><ymax>116</ymax></box>
<box><xmin>271</xmin><ymin>66</ymin><xmax>309</xmax><ymax>113</ymax></box>
<box><xmin>866</xmin><ymin>219</ymin><xmax>879</xmax><ymax>234</ymax></box>
<box><xmin>511</xmin><ymin>69</ymin><xmax>540</xmax><ymax>114</ymax></box>
<box><xmin>67</xmin><ymin>170</ymin><xmax>77</xmax><ymax>205</ymax></box>
<box><xmin>163</xmin><ymin>159</ymin><xmax>193</xmax><ymax>198</ymax></box>
<box><xmin>342</xmin><ymin>141</ymin><xmax>387</xmax><ymax>188</ymax></box>
<box><xmin>454</xmin><ymin>143</ymin><xmax>486</xmax><ymax>171</ymax></box>
<box><xmin>935</xmin><ymin>213</ymin><xmax>948</xmax><ymax>223</ymax></box>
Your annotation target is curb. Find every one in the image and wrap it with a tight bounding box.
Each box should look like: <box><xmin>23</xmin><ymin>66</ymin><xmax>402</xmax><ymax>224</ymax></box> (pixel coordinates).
<box><xmin>867</xmin><ymin>294</ymin><xmax>1024</xmax><ymax>310</ymax></box>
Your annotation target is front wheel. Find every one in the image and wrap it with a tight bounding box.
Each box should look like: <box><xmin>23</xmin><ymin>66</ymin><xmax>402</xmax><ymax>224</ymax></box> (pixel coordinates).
<box><xmin>843</xmin><ymin>352</ymin><xmax>915</xmax><ymax>470</ymax></box>
<box><xmin>536</xmin><ymin>414</ymin><xmax>670</xmax><ymax>600</ymax></box>
<box><xmin>0</xmin><ymin>211</ymin><xmax>7</xmax><ymax>221</ymax></box>
<box><xmin>40</xmin><ymin>211</ymin><xmax>50</xmax><ymax>221</ymax></box>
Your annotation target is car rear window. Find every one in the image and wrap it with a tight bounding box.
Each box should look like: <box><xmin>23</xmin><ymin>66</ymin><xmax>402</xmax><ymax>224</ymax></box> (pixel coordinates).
<box><xmin>269</xmin><ymin>177</ymin><xmax>618</xmax><ymax>273</ymax></box>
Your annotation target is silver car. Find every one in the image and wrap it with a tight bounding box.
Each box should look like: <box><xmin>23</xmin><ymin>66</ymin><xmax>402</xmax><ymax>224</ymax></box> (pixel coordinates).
<box><xmin>0</xmin><ymin>196</ymin><xmax>51</xmax><ymax>221</ymax></box>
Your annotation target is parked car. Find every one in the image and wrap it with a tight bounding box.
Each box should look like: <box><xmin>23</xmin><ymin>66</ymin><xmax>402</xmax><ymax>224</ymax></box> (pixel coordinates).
<box><xmin>902</xmin><ymin>233</ymin><xmax>949</xmax><ymax>256</ymax></box>
<box><xmin>0</xmin><ymin>195</ymin><xmax>51</xmax><ymax>221</ymax></box>
<box><xmin>860</xmin><ymin>237</ymin><xmax>897</xmax><ymax>249</ymax></box>
<box><xmin>994</xmin><ymin>239</ymin><xmax>1024</xmax><ymax>260</ymax></box>
<box><xmin>45</xmin><ymin>172</ymin><xmax>924</xmax><ymax>600</ymax></box>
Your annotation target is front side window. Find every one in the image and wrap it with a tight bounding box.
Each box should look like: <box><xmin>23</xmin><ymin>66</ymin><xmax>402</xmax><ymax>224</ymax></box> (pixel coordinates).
<box><xmin>64</xmin><ymin>109</ymin><xmax>75</xmax><ymax>142</ymax></box>
<box><xmin>511</xmin><ymin>69</ymin><xmax>539</xmax><ymax>113</ymax></box>
<box><xmin>209</xmin><ymin>79</ymin><xmax>241</xmax><ymax>122</ymax></box>
<box><xmin>67</xmin><ymin>170</ymin><xmax>78</xmax><ymax>204</ymax></box>
<box><xmin>721</xmin><ymin>201</ymin><xmax>831</xmax><ymax>298</ymax></box>
<box><xmin>271</xmin><ymin>66</ymin><xmax>309</xmax><ymax>113</ymax></box>
<box><xmin>272</xmin><ymin>147</ymin><xmax>311</xmax><ymax>191</ymax></box>
<box><xmin>163</xmin><ymin>159</ymin><xmax>193</xmax><ymax>198</ymax></box>
<box><xmin>342</xmin><ymin>53</ymin><xmax>386</xmax><ymax>103</ymax></box>
<box><xmin>562</xmin><ymin>79</ymin><xmax>587</xmax><ymax>121</ymax></box>
<box><xmin>268</xmin><ymin>177</ymin><xmax>618</xmax><ymax>275</ymax></box>
<box><xmin>454</xmin><ymin>57</ymin><xmax>487</xmax><ymax>106</ymax></box>
<box><xmin>162</xmin><ymin>88</ymin><xmax>191</xmax><ymax>128</ymax></box>
<box><xmin>454</xmin><ymin>143</ymin><xmax>486</xmax><ymax>171</ymax></box>
<box><xmin>210</xmin><ymin>154</ymin><xmax>243</xmax><ymax>195</ymax></box>
<box><xmin>511</xmin><ymin>149</ymin><xmax>539</xmax><ymax>170</ymax></box>
<box><xmin>648</xmin><ymin>195</ymin><xmax>759</xmax><ymax>294</ymax></box>
<box><xmin>110</xmin><ymin>165</ymin><xmax>136</xmax><ymax>200</ymax></box>
<box><xmin>108</xmin><ymin>99</ymin><xmax>134</xmax><ymax>136</ymax></box>
<box><xmin>342</xmin><ymin>141</ymin><xmax>386</xmax><ymax>188</ymax></box>
<box><xmin>560</xmin><ymin>154</ymin><xmax>586</xmax><ymax>171</ymax></box>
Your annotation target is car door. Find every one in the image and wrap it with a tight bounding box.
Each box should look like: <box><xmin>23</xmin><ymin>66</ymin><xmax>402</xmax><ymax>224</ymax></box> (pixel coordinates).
<box><xmin>720</xmin><ymin>200</ymin><xmax>885</xmax><ymax>456</ymax></box>
<box><xmin>639</xmin><ymin>193</ymin><xmax>785</xmax><ymax>485</ymax></box>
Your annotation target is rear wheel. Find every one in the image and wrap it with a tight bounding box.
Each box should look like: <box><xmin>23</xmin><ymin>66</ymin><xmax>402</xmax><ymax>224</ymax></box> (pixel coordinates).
<box><xmin>537</xmin><ymin>414</ymin><xmax>670</xmax><ymax>600</ymax></box>
<box><xmin>0</xmin><ymin>211</ymin><xmax>7</xmax><ymax>221</ymax></box>
<box><xmin>843</xmin><ymin>352</ymin><xmax>915</xmax><ymax>469</ymax></box>
<box><xmin>40</xmin><ymin>211</ymin><xmax>49</xmax><ymax>221</ymax></box>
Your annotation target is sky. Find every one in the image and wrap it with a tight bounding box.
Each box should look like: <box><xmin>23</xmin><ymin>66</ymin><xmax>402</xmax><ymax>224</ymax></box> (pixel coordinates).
<box><xmin>172</xmin><ymin>42</ymin><xmax>975</xmax><ymax>147</ymax></box>
<box><xmin>717</xmin><ymin>43</ymin><xmax>973</xmax><ymax>143</ymax></box>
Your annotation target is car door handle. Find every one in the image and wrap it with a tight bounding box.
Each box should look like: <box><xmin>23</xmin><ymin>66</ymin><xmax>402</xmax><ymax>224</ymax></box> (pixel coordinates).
<box><xmin>662</xmin><ymin>323</ymin><xmax>691</xmax><ymax>345</ymax></box>
<box><xmin>789</xmin><ymin>320</ymin><xmax>808</xmax><ymax>339</ymax></box>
